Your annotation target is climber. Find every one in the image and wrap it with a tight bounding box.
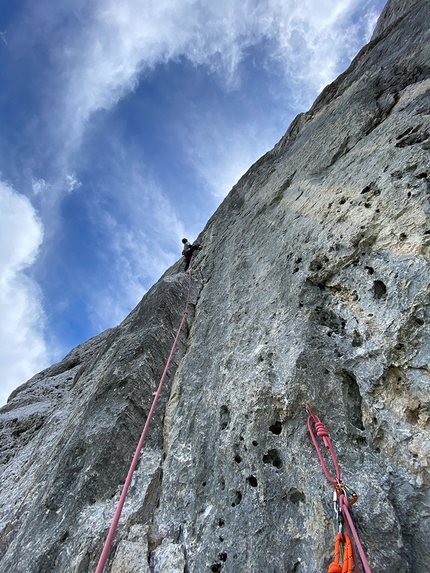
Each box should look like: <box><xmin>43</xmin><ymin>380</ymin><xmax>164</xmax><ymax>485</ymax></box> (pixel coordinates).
<box><xmin>182</xmin><ymin>238</ymin><xmax>202</xmax><ymax>271</ymax></box>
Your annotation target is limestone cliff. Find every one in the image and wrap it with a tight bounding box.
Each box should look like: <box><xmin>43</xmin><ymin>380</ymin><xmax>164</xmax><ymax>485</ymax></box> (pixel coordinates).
<box><xmin>1</xmin><ymin>0</ymin><xmax>429</xmax><ymax>571</ymax></box>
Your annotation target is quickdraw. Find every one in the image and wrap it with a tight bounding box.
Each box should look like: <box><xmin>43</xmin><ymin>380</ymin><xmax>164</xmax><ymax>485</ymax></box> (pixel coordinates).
<box><xmin>335</xmin><ymin>482</ymin><xmax>358</xmax><ymax>507</ymax></box>
<box><xmin>306</xmin><ymin>404</ymin><xmax>372</xmax><ymax>573</ymax></box>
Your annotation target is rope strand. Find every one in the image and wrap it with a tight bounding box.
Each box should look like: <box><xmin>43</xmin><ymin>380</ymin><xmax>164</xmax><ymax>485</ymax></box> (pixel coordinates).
<box><xmin>95</xmin><ymin>267</ymin><xmax>193</xmax><ymax>573</ymax></box>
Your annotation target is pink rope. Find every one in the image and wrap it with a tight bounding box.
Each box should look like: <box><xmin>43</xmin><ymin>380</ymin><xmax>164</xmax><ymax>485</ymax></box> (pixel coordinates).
<box><xmin>96</xmin><ymin>268</ymin><xmax>193</xmax><ymax>573</ymax></box>
<box><xmin>306</xmin><ymin>404</ymin><xmax>341</xmax><ymax>484</ymax></box>
<box><xmin>339</xmin><ymin>494</ymin><xmax>372</xmax><ymax>573</ymax></box>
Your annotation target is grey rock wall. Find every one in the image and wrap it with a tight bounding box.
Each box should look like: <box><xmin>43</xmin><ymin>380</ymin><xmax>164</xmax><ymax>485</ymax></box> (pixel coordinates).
<box><xmin>1</xmin><ymin>0</ymin><xmax>429</xmax><ymax>572</ymax></box>
<box><xmin>371</xmin><ymin>0</ymin><xmax>423</xmax><ymax>39</ymax></box>
<box><xmin>0</xmin><ymin>271</ymin><xmax>202</xmax><ymax>572</ymax></box>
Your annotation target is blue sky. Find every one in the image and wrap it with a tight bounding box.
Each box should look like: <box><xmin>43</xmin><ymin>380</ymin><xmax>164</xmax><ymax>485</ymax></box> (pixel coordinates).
<box><xmin>0</xmin><ymin>0</ymin><xmax>387</xmax><ymax>404</ymax></box>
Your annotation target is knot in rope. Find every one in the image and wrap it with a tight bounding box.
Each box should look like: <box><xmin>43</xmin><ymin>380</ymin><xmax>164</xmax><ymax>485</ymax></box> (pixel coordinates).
<box><xmin>306</xmin><ymin>404</ymin><xmax>341</xmax><ymax>484</ymax></box>
<box><xmin>315</xmin><ymin>420</ymin><xmax>330</xmax><ymax>447</ymax></box>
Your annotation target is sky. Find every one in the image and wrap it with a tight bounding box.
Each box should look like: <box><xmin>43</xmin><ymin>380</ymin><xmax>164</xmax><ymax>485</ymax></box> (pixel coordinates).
<box><xmin>0</xmin><ymin>0</ymin><xmax>387</xmax><ymax>405</ymax></box>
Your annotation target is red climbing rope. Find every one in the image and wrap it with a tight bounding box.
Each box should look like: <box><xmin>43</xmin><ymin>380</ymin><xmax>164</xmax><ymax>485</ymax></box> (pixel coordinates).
<box><xmin>96</xmin><ymin>268</ymin><xmax>193</xmax><ymax>573</ymax></box>
<box><xmin>306</xmin><ymin>404</ymin><xmax>372</xmax><ymax>573</ymax></box>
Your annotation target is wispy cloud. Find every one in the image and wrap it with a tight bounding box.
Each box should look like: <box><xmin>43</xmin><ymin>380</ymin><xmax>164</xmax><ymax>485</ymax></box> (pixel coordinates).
<box><xmin>0</xmin><ymin>31</ymin><xmax>8</xmax><ymax>47</ymax></box>
<box><xmin>0</xmin><ymin>181</ymin><xmax>48</xmax><ymax>404</ymax></box>
<box><xmin>176</xmin><ymin>111</ymin><xmax>280</xmax><ymax>199</ymax></box>
<box><xmin>65</xmin><ymin>172</ymin><xmax>82</xmax><ymax>193</ymax></box>
<box><xmin>84</xmin><ymin>150</ymin><xmax>188</xmax><ymax>331</ymax></box>
<box><xmin>25</xmin><ymin>0</ymin><xmax>382</xmax><ymax>205</ymax></box>
<box><xmin>32</xmin><ymin>178</ymin><xmax>50</xmax><ymax>195</ymax></box>
<box><xmin>33</xmin><ymin>0</ymin><xmax>381</xmax><ymax>160</ymax></box>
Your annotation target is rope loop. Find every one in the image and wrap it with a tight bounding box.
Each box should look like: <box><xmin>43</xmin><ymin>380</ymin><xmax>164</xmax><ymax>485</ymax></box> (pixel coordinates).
<box><xmin>328</xmin><ymin>533</ymin><xmax>353</xmax><ymax>573</ymax></box>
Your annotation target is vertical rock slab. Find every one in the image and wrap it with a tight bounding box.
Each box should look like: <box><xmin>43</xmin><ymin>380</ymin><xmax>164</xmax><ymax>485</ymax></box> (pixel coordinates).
<box><xmin>153</xmin><ymin>1</ymin><xmax>430</xmax><ymax>572</ymax></box>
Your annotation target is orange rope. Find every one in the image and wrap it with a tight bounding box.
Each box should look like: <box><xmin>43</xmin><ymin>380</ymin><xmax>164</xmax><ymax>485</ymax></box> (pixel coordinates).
<box><xmin>328</xmin><ymin>533</ymin><xmax>353</xmax><ymax>573</ymax></box>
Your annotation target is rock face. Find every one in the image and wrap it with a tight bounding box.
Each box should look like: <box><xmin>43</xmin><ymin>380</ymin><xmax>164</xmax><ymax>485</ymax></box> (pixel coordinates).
<box><xmin>1</xmin><ymin>0</ymin><xmax>430</xmax><ymax>571</ymax></box>
<box><xmin>371</xmin><ymin>0</ymin><xmax>423</xmax><ymax>39</ymax></box>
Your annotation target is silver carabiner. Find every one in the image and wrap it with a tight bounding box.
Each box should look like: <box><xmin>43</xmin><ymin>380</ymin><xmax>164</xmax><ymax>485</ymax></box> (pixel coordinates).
<box><xmin>333</xmin><ymin>489</ymin><xmax>343</xmax><ymax>534</ymax></box>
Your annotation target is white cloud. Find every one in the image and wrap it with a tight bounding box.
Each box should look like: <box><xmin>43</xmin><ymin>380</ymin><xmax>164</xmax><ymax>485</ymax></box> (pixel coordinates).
<box><xmin>32</xmin><ymin>177</ymin><xmax>50</xmax><ymax>195</ymax></box>
<box><xmin>44</xmin><ymin>0</ymin><xmax>381</xmax><ymax>151</ymax></box>
<box><xmin>12</xmin><ymin>0</ymin><xmax>383</xmax><ymax>211</ymax></box>
<box><xmin>364</xmin><ymin>7</ymin><xmax>383</xmax><ymax>42</ymax></box>
<box><xmin>65</xmin><ymin>172</ymin><xmax>82</xmax><ymax>193</ymax></box>
<box><xmin>26</xmin><ymin>0</ymin><xmax>381</xmax><ymax>209</ymax></box>
<box><xmin>0</xmin><ymin>181</ymin><xmax>48</xmax><ymax>405</ymax></box>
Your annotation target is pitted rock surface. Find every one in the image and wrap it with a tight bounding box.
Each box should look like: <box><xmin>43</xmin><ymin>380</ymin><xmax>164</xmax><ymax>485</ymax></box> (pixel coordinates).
<box><xmin>0</xmin><ymin>1</ymin><xmax>429</xmax><ymax>572</ymax></box>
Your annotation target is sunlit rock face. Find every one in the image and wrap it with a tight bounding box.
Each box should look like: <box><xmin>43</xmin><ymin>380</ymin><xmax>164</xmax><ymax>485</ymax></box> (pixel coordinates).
<box><xmin>1</xmin><ymin>1</ymin><xmax>429</xmax><ymax>572</ymax></box>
